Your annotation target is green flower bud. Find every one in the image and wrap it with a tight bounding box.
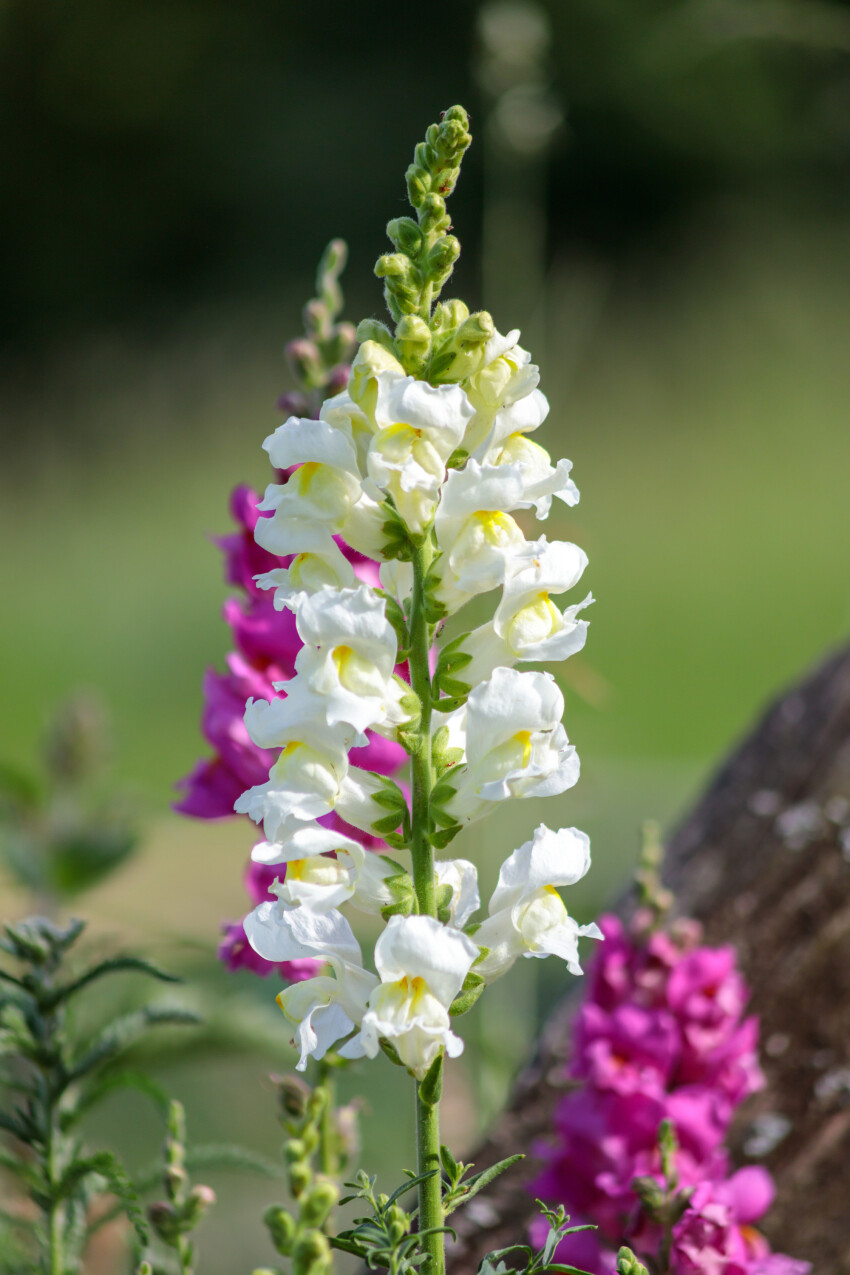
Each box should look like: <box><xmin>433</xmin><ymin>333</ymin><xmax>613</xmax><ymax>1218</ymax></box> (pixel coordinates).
<box><xmin>264</xmin><ymin>1204</ymin><xmax>297</xmax><ymax>1256</ymax></box>
<box><xmin>136</xmin><ymin>1263</ymin><xmax>154</xmax><ymax>1275</ymax></box>
<box><xmin>457</xmin><ymin>310</ymin><xmax>495</xmax><ymax>345</ymax></box>
<box><xmin>616</xmin><ymin>1247</ymin><xmax>650</xmax><ymax>1275</ymax></box>
<box><xmin>395</xmin><ymin>314</ymin><xmax>431</xmax><ymax>370</ymax></box>
<box><xmin>405</xmin><ymin>167</ymin><xmax>428</xmax><ymax>207</ymax></box>
<box><xmin>165</xmin><ymin>1163</ymin><xmax>187</xmax><ymax>1199</ymax></box>
<box><xmin>286</xmin><ymin>338</ymin><xmax>324</xmax><ymax>388</ymax></box>
<box><xmin>428</xmin><ymin>236</ymin><xmax>461</xmax><ymax>281</ymax></box>
<box><xmin>147</xmin><ymin>1201</ymin><xmax>181</xmax><ymax>1244</ymax></box>
<box><xmin>271</xmin><ymin>1072</ymin><xmax>311</xmax><ymax>1120</ymax></box>
<box><xmin>300</xmin><ymin>1180</ymin><xmax>340</xmax><ymax>1228</ymax></box>
<box><xmin>182</xmin><ymin>1184</ymin><xmax>216</xmax><ymax>1228</ymax></box>
<box><xmin>293</xmin><ymin>1229</ymin><xmax>332</xmax><ymax>1275</ymax></box>
<box><xmin>284</xmin><ymin>1138</ymin><xmax>307</xmax><ymax>1164</ymax></box>
<box><xmin>301</xmin><ymin>1125</ymin><xmax>320</xmax><ymax>1157</ymax></box>
<box><xmin>418</xmin><ymin>194</ymin><xmax>448</xmax><ymax>235</ymax></box>
<box><xmin>387</xmin><ymin>217</ymin><xmax>423</xmax><ymax>255</ymax></box>
<box><xmin>431</xmin><ymin>298</ymin><xmax>470</xmax><ymax>334</ymax></box>
<box><xmin>289</xmin><ymin>1162</ymin><xmax>312</xmax><ymax>1200</ymax></box>
<box><xmin>632</xmin><ymin>1175</ymin><xmax>666</xmax><ymax>1222</ymax></box>
<box><xmin>375</xmin><ymin>252</ymin><xmax>414</xmax><ymax>282</ymax></box>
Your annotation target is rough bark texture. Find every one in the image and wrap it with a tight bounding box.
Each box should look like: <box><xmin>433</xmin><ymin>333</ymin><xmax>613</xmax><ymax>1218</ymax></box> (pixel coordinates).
<box><xmin>447</xmin><ymin>642</ymin><xmax>850</xmax><ymax>1273</ymax></box>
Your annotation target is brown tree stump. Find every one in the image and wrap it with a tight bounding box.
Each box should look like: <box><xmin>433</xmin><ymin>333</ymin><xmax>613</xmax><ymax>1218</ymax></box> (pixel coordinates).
<box><xmin>447</xmin><ymin>642</ymin><xmax>850</xmax><ymax>1273</ymax></box>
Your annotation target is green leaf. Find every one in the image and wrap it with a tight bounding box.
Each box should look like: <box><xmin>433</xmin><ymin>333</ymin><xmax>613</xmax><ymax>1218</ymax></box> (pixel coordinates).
<box><xmin>431</xmin><ymin>826</ymin><xmax>462</xmax><ymax>850</ymax></box>
<box><xmin>44</xmin><ymin>956</ymin><xmax>181</xmax><ymax>1011</ymax></box>
<box><xmin>371</xmin><ymin>812</ymin><xmax>404</xmax><ymax>836</ymax></box>
<box><xmin>371</xmin><ymin>788</ymin><xmax>407</xmax><ymax>813</ymax></box>
<box><xmin>57</xmin><ymin>1150</ymin><xmax>147</xmax><ymax>1244</ymax></box>
<box><xmin>440</xmin><ymin>1144</ymin><xmax>460</xmax><ymax>1184</ymax></box>
<box><xmin>69</xmin><ymin>1006</ymin><xmax>201</xmax><ymax>1081</ymax></box>
<box><xmin>444</xmin><ymin>1155</ymin><xmax>524</xmax><ymax>1217</ymax></box>
<box><xmin>378</xmin><ymin>1038</ymin><xmax>404</xmax><ymax>1067</ymax></box>
<box><xmin>64</xmin><ymin>1069</ymin><xmax>172</xmax><ymax>1128</ymax></box>
<box><xmin>449</xmin><ymin>973</ymin><xmax>484</xmax><ymax>1017</ymax></box>
<box><xmin>418</xmin><ymin>1054</ymin><xmax>442</xmax><ymax>1107</ymax></box>
<box><xmin>47</xmin><ymin>826</ymin><xmax>139</xmax><ymax>897</ymax></box>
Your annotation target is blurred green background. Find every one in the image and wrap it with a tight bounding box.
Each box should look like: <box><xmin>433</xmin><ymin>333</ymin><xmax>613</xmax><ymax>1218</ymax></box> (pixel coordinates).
<box><xmin>2</xmin><ymin>0</ymin><xmax>850</xmax><ymax>1269</ymax></box>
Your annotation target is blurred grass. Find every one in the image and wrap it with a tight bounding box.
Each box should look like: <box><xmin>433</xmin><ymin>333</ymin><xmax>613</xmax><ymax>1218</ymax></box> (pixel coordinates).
<box><xmin>2</xmin><ymin>208</ymin><xmax>850</xmax><ymax>1272</ymax></box>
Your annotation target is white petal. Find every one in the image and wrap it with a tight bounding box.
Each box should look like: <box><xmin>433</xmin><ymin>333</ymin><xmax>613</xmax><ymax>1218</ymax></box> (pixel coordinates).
<box><xmin>263</xmin><ymin>417</ymin><xmax>360</xmax><ymax>476</ymax></box>
<box><xmin>374</xmin><ymin>915</ymin><xmax>478</xmax><ymax>1008</ymax></box>
<box><xmin>434</xmin><ymin>859</ymin><xmax>480</xmax><ymax>928</ymax></box>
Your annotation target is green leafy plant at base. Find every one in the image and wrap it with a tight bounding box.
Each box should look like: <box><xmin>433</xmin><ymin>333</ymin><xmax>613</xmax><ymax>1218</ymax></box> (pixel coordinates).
<box><xmin>0</xmin><ymin>916</ymin><xmax>198</xmax><ymax>1274</ymax></box>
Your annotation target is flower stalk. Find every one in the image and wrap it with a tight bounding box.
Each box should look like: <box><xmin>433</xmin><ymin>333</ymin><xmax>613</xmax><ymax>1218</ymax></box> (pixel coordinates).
<box><xmin>229</xmin><ymin>103</ymin><xmax>600</xmax><ymax>1275</ymax></box>
<box><xmin>408</xmin><ymin>536</ymin><xmax>444</xmax><ymax>1273</ymax></box>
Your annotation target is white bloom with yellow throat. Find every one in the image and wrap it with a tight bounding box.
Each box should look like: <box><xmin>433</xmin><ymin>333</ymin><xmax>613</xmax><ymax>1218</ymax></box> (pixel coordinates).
<box><xmin>245</xmin><ymin>906</ymin><xmax>377</xmax><ymax>1071</ymax></box>
<box><xmin>286</xmin><ymin>585</ymin><xmax>408</xmax><ymax>736</ymax></box>
<box><xmin>234</xmin><ymin>690</ymin><xmax>395</xmax><ymax>842</ymax></box>
<box><xmin>254</xmin><ymin>526</ymin><xmax>357</xmax><ymax>610</ymax></box>
<box><xmin>474</xmin><ymin>824</ymin><xmax>602</xmax><ymax>982</ymax></box>
<box><xmin>254</xmin><ymin>417</ymin><xmax>386</xmax><ymax>560</ymax></box>
<box><xmin>250</xmin><ymin>824</ymin><xmax>402</xmax><ymax>915</ymax></box>
<box><xmin>363</xmin><ymin>373</ymin><xmax>475</xmax><ymax>535</ymax></box>
<box><xmin>462</xmin><ymin>328</ymin><xmax>548</xmax><ymax>456</ymax></box>
<box><xmin>432</xmin><ymin>460</ymin><xmax>531</xmax><ymax>611</ymax></box>
<box><xmin>345</xmin><ymin>915</ymin><xmax>479</xmax><ymax>1078</ymax></box>
<box><xmin>439</xmin><ymin>667</ymin><xmax>579</xmax><ymax>824</ymax></box>
<box><xmin>485</xmin><ymin>432</ymin><xmax>579</xmax><ymax>517</ymax></box>
<box><xmin>458</xmin><ymin>538</ymin><xmax>593</xmax><ymax>684</ymax></box>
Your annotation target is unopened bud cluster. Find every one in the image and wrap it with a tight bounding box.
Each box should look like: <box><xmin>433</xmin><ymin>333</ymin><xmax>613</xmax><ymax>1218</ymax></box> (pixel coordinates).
<box><xmin>146</xmin><ymin>1101</ymin><xmax>215</xmax><ymax>1261</ymax></box>
<box><xmin>260</xmin><ymin>1072</ymin><xmax>343</xmax><ymax>1275</ymax></box>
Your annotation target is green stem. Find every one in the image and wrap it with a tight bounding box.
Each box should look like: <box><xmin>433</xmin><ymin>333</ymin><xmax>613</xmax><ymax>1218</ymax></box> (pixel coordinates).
<box><xmin>177</xmin><ymin>1235</ymin><xmax>193</xmax><ymax>1275</ymax></box>
<box><xmin>408</xmin><ymin>538</ymin><xmax>443</xmax><ymax>1275</ymax></box>
<box><xmin>317</xmin><ymin>1060</ymin><xmax>336</xmax><ymax>1180</ymax></box>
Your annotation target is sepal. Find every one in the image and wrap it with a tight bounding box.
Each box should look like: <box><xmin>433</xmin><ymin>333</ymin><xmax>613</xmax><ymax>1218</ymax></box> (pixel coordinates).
<box><xmin>449</xmin><ymin>971</ymin><xmax>484</xmax><ymax>1016</ymax></box>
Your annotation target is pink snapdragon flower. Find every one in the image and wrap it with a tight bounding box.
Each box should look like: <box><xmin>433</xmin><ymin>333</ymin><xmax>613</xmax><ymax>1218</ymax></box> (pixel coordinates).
<box><xmin>530</xmin><ymin>912</ymin><xmax>809</xmax><ymax>1274</ymax></box>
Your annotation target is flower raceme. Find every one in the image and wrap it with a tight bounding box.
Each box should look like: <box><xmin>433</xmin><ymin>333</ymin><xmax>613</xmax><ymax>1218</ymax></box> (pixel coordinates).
<box><xmin>233</xmin><ymin>319</ymin><xmax>600</xmax><ymax>1079</ymax></box>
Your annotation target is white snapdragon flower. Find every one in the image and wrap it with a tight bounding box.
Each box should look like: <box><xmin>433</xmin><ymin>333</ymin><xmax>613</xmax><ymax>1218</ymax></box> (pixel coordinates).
<box><xmin>364</xmin><ymin>374</ymin><xmax>474</xmax><ymax>534</ymax></box>
<box><xmin>458</xmin><ymin>538</ymin><xmax>593</xmax><ymax>684</ymax></box>
<box><xmin>433</xmin><ymin>460</ymin><xmax>531</xmax><ymax>610</ymax></box>
<box><xmin>254</xmin><ymin>532</ymin><xmax>356</xmax><ymax>609</ymax></box>
<box><xmin>484</xmin><ymin>432</ymin><xmax>579</xmax><ymax>517</ymax></box>
<box><xmin>441</xmin><ymin>667</ymin><xmax>579</xmax><ymax>824</ymax></box>
<box><xmin>474</xmin><ymin>824</ymin><xmax>602</xmax><ymax>982</ymax></box>
<box><xmin>255</xmin><ymin>418</ymin><xmax>386</xmax><ymax>560</ymax></box>
<box><xmin>234</xmin><ymin>687</ymin><xmax>400</xmax><ymax>840</ymax></box>
<box><xmin>462</xmin><ymin>328</ymin><xmax>549</xmax><ymax>457</ymax></box>
<box><xmin>345</xmin><ymin>915</ymin><xmax>479</xmax><ymax>1078</ymax></box>
<box><xmin>245</xmin><ymin>906</ymin><xmax>377</xmax><ymax>1071</ymax></box>
<box><xmin>434</xmin><ymin>859</ymin><xmax>480</xmax><ymax>927</ymax></box>
<box><xmin>287</xmin><ymin>585</ymin><xmax>407</xmax><ymax>735</ymax></box>
<box><xmin>250</xmin><ymin>825</ymin><xmax>402</xmax><ymax>915</ymax></box>
<box><xmin>234</xmin><ymin>694</ymin><xmax>353</xmax><ymax>840</ymax></box>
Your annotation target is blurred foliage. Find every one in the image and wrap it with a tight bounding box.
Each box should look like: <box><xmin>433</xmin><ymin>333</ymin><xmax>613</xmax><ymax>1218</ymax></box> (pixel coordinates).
<box><xmin>0</xmin><ymin>694</ymin><xmax>139</xmax><ymax>903</ymax></box>
<box><xmin>2</xmin><ymin>0</ymin><xmax>850</xmax><ymax>353</ymax></box>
